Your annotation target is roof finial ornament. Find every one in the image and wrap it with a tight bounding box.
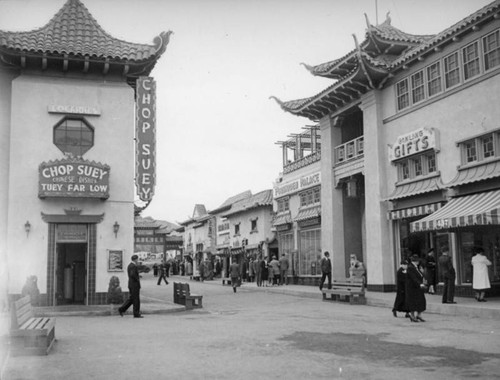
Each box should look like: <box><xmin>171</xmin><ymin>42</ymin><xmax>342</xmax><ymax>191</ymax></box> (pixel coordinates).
<box><xmin>300</xmin><ymin>62</ymin><xmax>314</xmax><ymax>72</ymax></box>
<box><xmin>269</xmin><ymin>96</ymin><xmax>284</xmax><ymax>106</ymax></box>
<box><xmin>352</xmin><ymin>34</ymin><xmax>361</xmax><ymax>51</ymax></box>
<box><xmin>364</xmin><ymin>13</ymin><xmax>371</xmax><ymax>28</ymax></box>
<box><xmin>385</xmin><ymin>11</ymin><xmax>391</xmax><ymax>25</ymax></box>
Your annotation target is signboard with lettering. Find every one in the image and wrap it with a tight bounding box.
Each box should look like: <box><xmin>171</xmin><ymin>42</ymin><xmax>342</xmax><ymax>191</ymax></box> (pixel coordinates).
<box><xmin>48</xmin><ymin>105</ymin><xmax>100</xmax><ymax>116</ymax></box>
<box><xmin>56</xmin><ymin>224</ymin><xmax>88</xmax><ymax>242</ymax></box>
<box><xmin>388</xmin><ymin>127</ymin><xmax>438</xmax><ymax>161</ymax></box>
<box><xmin>274</xmin><ymin>172</ymin><xmax>321</xmax><ymax>198</ymax></box>
<box><xmin>136</xmin><ymin>77</ymin><xmax>156</xmax><ymax>202</ymax></box>
<box><xmin>39</xmin><ymin>158</ymin><xmax>110</xmax><ymax>199</ymax></box>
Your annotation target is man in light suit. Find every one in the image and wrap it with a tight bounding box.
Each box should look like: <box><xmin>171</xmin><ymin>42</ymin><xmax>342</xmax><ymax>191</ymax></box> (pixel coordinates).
<box><xmin>118</xmin><ymin>254</ymin><xmax>143</xmax><ymax>318</ymax></box>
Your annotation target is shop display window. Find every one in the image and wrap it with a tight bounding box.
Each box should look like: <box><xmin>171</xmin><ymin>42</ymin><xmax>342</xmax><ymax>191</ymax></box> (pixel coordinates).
<box><xmin>298</xmin><ymin>228</ymin><xmax>321</xmax><ymax>275</ymax></box>
<box><xmin>278</xmin><ymin>232</ymin><xmax>294</xmax><ymax>273</ymax></box>
<box><xmin>457</xmin><ymin>229</ymin><xmax>500</xmax><ymax>284</ymax></box>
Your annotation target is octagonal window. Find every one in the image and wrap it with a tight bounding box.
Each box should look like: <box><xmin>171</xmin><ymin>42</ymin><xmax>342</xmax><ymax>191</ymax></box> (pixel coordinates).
<box><xmin>53</xmin><ymin>117</ymin><xmax>94</xmax><ymax>156</ymax></box>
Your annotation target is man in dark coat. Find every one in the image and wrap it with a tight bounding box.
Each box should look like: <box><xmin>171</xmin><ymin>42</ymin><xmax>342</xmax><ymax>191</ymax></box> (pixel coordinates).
<box><xmin>405</xmin><ymin>254</ymin><xmax>427</xmax><ymax>322</ymax></box>
<box><xmin>118</xmin><ymin>254</ymin><xmax>143</xmax><ymax>318</ymax></box>
<box><xmin>438</xmin><ymin>247</ymin><xmax>456</xmax><ymax>304</ymax></box>
<box><xmin>157</xmin><ymin>262</ymin><xmax>169</xmax><ymax>285</ymax></box>
<box><xmin>319</xmin><ymin>251</ymin><xmax>332</xmax><ymax>290</ymax></box>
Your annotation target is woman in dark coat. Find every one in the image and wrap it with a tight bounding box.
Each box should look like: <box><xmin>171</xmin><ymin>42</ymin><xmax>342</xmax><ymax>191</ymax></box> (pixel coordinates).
<box><xmin>392</xmin><ymin>260</ymin><xmax>410</xmax><ymax>318</ymax></box>
<box><xmin>406</xmin><ymin>254</ymin><xmax>427</xmax><ymax>322</ymax></box>
<box><xmin>424</xmin><ymin>249</ymin><xmax>436</xmax><ymax>294</ymax></box>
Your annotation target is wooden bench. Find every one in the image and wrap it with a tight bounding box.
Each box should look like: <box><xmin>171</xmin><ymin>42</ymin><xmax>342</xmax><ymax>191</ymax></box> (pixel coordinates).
<box><xmin>10</xmin><ymin>295</ymin><xmax>56</xmax><ymax>356</ymax></box>
<box><xmin>221</xmin><ymin>277</ymin><xmax>232</xmax><ymax>285</ymax></box>
<box><xmin>321</xmin><ymin>278</ymin><xmax>366</xmax><ymax>305</ymax></box>
<box><xmin>173</xmin><ymin>282</ymin><xmax>203</xmax><ymax>309</ymax></box>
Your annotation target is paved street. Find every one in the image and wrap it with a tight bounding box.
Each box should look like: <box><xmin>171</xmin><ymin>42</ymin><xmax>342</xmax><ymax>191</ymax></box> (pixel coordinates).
<box><xmin>3</xmin><ymin>274</ymin><xmax>500</xmax><ymax>380</ymax></box>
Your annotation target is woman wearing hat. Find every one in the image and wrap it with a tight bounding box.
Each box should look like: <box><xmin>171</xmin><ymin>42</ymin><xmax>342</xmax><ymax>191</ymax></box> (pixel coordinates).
<box><xmin>392</xmin><ymin>259</ymin><xmax>410</xmax><ymax>318</ymax></box>
<box><xmin>405</xmin><ymin>254</ymin><xmax>427</xmax><ymax>322</ymax></box>
<box><xmin>471</xmin><ymin>247</ymin><xmax>492</xmax><ymax>302</ymax></box>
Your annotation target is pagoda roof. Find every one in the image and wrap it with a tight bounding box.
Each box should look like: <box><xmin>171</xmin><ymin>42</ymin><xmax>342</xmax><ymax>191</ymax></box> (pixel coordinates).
<box><xmin>273</xmin><ymin>0</ymin><xmax>500</xmax><ymax>121</ymax></box>
<box><xmin>222</xmin><ymin>189</ymin><xmax>273</xmax><ymax>217</ymax></box>
<box><xmin>0</xmin><ymin>0</ymin><xmax>171</xmax><ymax>78</ymax></box>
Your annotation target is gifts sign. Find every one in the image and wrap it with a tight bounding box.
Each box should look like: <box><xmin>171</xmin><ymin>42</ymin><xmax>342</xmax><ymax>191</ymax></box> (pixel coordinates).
<box><xmin>136</xmin><ymin>77</ymin><xmax>156</xmax><ymax>202</ymax></box>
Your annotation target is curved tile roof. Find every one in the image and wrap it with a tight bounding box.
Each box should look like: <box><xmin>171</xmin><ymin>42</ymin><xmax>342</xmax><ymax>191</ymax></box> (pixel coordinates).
<box><xmin>222</xmin><ymin>189</ymin><xmax>273</xmax><ymax>217</ymax></box>
<box><xmin>367</xmin><ymin>17</ymin><xmax>434</xmax><ymax>45</ymax></box>
<box><xmin>391</xmin><ymin>0</ymin><xmax>500</xmax><ymax>68</ymax></box>
<box><xmin>274</xmin><ymin>0</ymin><xmax>500</xmax><ymax>120</ymax></box>
<box><xmin>0</xmin><ymin>0</ymin><xmax>170</xmax><ymax>63</ymax></box>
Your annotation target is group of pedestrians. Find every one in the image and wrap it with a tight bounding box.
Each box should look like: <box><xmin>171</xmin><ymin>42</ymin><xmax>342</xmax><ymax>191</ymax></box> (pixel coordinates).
<box><xmin>392</xmin><ymin>245</ymin><xmax>493</xmax><ymax>322</ymax></box>
<box><xmin>228</xmin><ymin>254</ymin><xmax>291</xmax><ymax>293</ymax></box>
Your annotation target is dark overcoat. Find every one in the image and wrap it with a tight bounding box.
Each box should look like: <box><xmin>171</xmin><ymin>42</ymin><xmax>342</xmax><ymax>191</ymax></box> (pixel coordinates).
<box><xmin>405</xmin><ymin>263</ymin><xmax>426</xmax><ymax>312</ymax></box>
<box><xmin>393</xmin><ymin>267</ymin><xmax>408</xmax><ymax>312</ymax></box>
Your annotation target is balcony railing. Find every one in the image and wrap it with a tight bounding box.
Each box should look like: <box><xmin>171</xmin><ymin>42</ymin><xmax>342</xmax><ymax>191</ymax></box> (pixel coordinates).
<box><xmin>334</xmin><ymin>136</ymin><xmax>364</xmax><ymax>165</ymax></box>
<box><xmin>283</xmin><ymin>151</ymin><xmax>321</xmax><ymax>174</ymax></box>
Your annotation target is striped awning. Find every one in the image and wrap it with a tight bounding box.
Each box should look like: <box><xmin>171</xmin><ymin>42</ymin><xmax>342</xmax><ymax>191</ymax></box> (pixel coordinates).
<box><xmin>410</xmin><ymin>190</ymin><xmax>500</xmax><ymax>232</ymax></box>
<box><xmin>294</xmin><ymin>206</ymin><xmax>321</xmax><ymax>222</ymax></box>
<box><xmin>273</xmin><ymin>213</ymin><xmax>292</xmax><ymax>226</ymax></box>
<box><xmin>388</xmin><ymin>202</ymin><xmax>444</xmax><ymax>220</ymax></box>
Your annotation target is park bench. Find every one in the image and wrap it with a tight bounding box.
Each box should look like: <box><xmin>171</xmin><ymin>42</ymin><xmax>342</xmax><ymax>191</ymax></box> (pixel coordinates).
<box><xmin>173</xmin><ymin>282</ymin><xmax>203</xmax><ymax>309</ymax></box>
<box><xmin>321</xmin><ymin>277</ymin><xmax>366</xmax><ymax>305</ymax></box>
<box><xmin>221</xmin><ymin>277</ymin><xmax>232</xmax><ymax>285</ymax></box>
<box><xmin>10</xmin><ymin>295</ymin><xmax>56</xmax><ymax>356</ymax></box>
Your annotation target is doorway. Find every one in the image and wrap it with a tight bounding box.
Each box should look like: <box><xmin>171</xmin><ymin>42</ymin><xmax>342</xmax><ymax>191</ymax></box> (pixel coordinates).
<box><xmin>56</xmin><ymin>242</ymin><xmax>87</xmax><ymax>305</ymax></box>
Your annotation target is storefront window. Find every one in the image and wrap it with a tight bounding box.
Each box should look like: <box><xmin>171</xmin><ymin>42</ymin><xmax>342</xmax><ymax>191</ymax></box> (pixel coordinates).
<box><xmin>457</xmin><ymin>229</ymin><xmax>500</xmax><ymax>284</ymax></box>
<box><xmin>298</xmin><ymin>228</ymin><xmax>321</xmax><ymax>275</ymax></box>
<box><xmin>278</xmin><ymin>232</ymin><xmax>294</xmax><ymax>272</ymax></box>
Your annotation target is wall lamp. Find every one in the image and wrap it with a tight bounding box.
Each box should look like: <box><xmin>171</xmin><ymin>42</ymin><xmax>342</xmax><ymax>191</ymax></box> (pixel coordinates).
<box><xmin>24</xmin><ymin>221</ymin><xmax>31</xmax><ymax>237</ymax></box>
<box><xmin>113</xmin><ymin>221</ymin><xmax>120</xmax><ymax>238</ymax></box>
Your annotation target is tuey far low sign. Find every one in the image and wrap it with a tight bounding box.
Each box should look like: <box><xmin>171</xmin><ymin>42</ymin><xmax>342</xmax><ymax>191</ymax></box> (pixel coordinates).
<box><xmin>39</xmin><ymin>158</ymin><xmax>110</xmax><ymax>199</ymax></box>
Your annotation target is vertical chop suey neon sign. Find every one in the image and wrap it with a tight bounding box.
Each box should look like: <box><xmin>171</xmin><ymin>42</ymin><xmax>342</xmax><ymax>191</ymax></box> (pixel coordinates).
<box><xmin>136</xmin><ymin>77</ymin><xmax>156</xmax><ymax>201</ymax></box>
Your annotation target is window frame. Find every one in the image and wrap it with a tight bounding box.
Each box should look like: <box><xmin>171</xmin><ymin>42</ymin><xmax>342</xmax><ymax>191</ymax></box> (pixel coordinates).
<box><xmin>395</xmin><ymin>28</ymin><xmax>500</xmax><ymax>113</ymax></box>
<box><xmin>459</xmin><ymin>130</ymin><xmax>500</xmax><ymax>166</ymax></box>
<box><xmin>53</xmin><ymin>116</ymin><xmax>95</xmax><ymax>157</ymax></box>
<box><xmin>462</xmin><ymin>40</ymin><xmax>481</xmax><ymax>81</ymax></box>
<box><xmin>396</xmin><ymin>151</ymin><xmax>438</xmax><ymax>182</ymax></box>
<box><xmin>483</xmin><ymin>29</ymin><xmax>500</xmax><ymax>71</ymax></box>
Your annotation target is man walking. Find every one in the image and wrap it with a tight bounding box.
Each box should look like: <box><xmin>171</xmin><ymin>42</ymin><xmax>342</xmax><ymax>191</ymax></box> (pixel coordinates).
<box><xmin>157</xmin><ymin>261</ymin><xmax>169</xmax><ymax>285</ymax></box>
<box><xmin>438</xmin><ymin>247</ymin><xmax>456</xmax><ymax>304</ymax></box>
<box><xmin>319</xmin><ymin>251</ymin><xmax>332</xmax><ymax>290</ymax></box>
<box><xmin>118</xmin><ymin>254</ymin><xmax>143</xmax><ymax>318</ymax></box>
<box><xmin>229</xmin><ymin>260</ymin><xmax>240</xmax><ymax>293</ymax></box>
<box><xmin>254</xmin><ymin>256</ymin><xmax>262</xmax><ymax>287</ymax></box>
<box><xmin>279</xmin><ymin>253</ymin><xmax>290</xmax><ymax>285</ymax></box>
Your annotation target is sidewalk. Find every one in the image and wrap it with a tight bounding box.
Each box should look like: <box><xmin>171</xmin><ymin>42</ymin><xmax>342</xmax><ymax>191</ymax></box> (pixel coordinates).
<box><xmin>230</xmin><ymin>280</ymin><xmax>500</xmax><ymax>320</ymax></box>
<box><xmin>3</xmin><ymin>276</ymin><xmax>499</xmax><ymax>320</ymax></box>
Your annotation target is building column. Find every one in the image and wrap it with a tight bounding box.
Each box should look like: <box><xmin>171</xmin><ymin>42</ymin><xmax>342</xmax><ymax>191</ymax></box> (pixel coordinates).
<box><xmin>359</xmin><ymin>91</ymin><xmax>393</xmax><ymax>291</ymax></box>
<box><xmin>320</xmin><ymin>115</ymin><xmax>346</xmax><ymax>279</ymax></box>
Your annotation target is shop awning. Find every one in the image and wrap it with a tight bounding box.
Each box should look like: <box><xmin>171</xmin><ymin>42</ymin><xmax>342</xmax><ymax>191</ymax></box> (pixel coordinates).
<box><xmin>410</xmin><ymin>190</ymin><xmax>500</xmax><ymax>232</ymax></box>
<box><xmin>273</xmin><ymin>213</ymin><xmax>292</xmax><ymax>226</ymax></box>
<box><xmin>388</xmin><ymin>202</ymin><xmax>444</xmax><ymax>220</ymax></box>
<box><xmin>385</xmin><ymin>176</ymin><xmax>444</xmax><ymax>201</ymax></box>
<box><xmin>293</xmin><ymin>206</ymin><xmax>321</xmax><ymax>222</ymax></box>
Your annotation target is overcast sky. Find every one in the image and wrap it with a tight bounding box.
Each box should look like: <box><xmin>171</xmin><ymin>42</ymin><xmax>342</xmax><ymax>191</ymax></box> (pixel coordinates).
<box><xmin>0</xmin><ymin>0</ymin><xmax>493</xmax><ymax>223</ymax></box>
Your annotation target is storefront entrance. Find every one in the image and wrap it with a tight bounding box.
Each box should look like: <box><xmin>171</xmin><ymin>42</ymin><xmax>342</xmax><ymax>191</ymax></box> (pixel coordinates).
<box><xmin>55</xmin><ymin>242</ymin><xmax>87</xmax><ymax>305</ymax></box>
<box><xmin>54</xmin><ymin>224</ymin><xmax>88</xmax><ymax>305</ymax></box>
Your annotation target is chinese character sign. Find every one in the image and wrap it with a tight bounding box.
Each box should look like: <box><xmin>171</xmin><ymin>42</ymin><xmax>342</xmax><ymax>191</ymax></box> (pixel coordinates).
<box><xmin>136</xmin><ymin>77</ymin><xmax>156</xmax><ymax>202</ymax></box>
